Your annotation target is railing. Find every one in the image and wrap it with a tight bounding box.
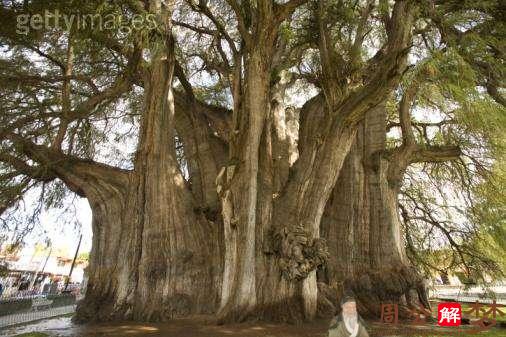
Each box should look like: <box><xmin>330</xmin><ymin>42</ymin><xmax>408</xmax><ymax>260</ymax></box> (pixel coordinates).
<box><xmin>0</xmin><ymin>293</ymin><xmax>76</xmax><ymax>328</ymax></box>
<box><xmin>429</xmin><ymin>284</ymin><xmax>506</xmax><ymax>305</ymax></box>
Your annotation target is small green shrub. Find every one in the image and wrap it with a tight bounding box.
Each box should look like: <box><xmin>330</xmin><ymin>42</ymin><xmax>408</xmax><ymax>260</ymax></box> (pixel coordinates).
<box><xmin>13</xmin><ymin>333</ymin><xmax>49</xmax><ymax>337</ymax></box>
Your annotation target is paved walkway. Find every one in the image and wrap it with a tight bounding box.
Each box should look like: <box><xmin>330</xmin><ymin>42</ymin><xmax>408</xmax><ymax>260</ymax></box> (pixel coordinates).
<box><xmin>0</xmin><ymin>305</ymin><xmax>75</xmax><ymax>328</ymax></box>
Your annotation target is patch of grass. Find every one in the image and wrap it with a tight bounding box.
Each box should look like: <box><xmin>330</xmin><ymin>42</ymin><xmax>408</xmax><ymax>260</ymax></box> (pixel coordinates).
<box><xmin>419</xmin><ymin>329</ymin><xmax>505</xmax><ymax>337</ymax></box>
<box><xmin>467</xmin><ymin>329</ymin><xmax>505</xmax><ymax>337</ymax></box>
<box><xmin>13</xmin><ymin>333</ymin><xmax>49</xmax><ymax>337</ymax></box>
<box><xmin>370</xmin><ymin>319</ymin><xmax>505</xmax><ymax>337</ymax></box>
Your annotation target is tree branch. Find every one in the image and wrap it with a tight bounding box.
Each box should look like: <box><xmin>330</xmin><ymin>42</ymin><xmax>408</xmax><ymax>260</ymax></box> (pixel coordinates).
<box><xmin>410</xmin><ymin>145</ymin><xmax>462</xmax><ymax>164</ymax></box>
<box><xmin>68</xmin><ymin>48</ymin><xmax>141</xmax><ymax>121</ymax></box>
<box><xmin>52</xmin><ymin>37</ymin><xmax>74</xmax><ymax>150</ymax></box>
<box><xmin>174</xmin><ymin>60</ymin><xmax>195</xmax><ymax>100</ymax></box>
<box><xmin>387</xmin><ymin>119</ymin><xmax>456</xmax><ymax>131</ymax></box>
<box><xmin>274</xmin><ymin>0</ymin><xmax>309</xmax><ymax>24</ymax></box>
<box><xmin>2</xmin><ymin>133</ymin><xmax>130</xmax><ymax>196</ymax></box>
<box><xmin>398</xmin><ymin>81</ymin><xmax>419</xmax><ymax>147</ymax></box>
<box><xmin>339</xmin><ymin>0</ymin><xmax>417</xmax><ymax>124</ymax></box>
<box><xmin>174</xmin><ymin>90</ymin><xmax>232</xmax><ymax>142</ymax></box>
<box><xmin>190</xmin><ymin>0</ymin><xmax>239</xmax><ymax>55</ymax></box>
<box><xmin>0</xmin><ymin>153</ymin><xmax>55</xmax><ymax>182</ymax></box>
<box><xmin>224</xmin><ymin>0</ymin><xmax>252</xmax><ymax>46</ymax></box>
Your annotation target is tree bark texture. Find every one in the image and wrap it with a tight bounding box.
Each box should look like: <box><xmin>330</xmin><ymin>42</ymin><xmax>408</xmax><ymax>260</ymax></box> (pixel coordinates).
<box><xmin>4</xmin><ymin>0</ymin><xmax>420</xmax><ymax>324</ymax></box>
<box><xmin>320</xmin><ymin>106</ymin><xmax>429</xmax><ymax>318</ymax></box>
<box><xmin>75</xmin><ymin>10</ymin><xmax>222</xmax><ymax>321</ymax></box>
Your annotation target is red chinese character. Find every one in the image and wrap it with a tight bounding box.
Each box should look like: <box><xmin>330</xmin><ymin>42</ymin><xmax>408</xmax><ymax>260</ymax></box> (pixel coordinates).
<box><xmin>438</xmin><ymin>302</ymin><xmax>461</xmax><ymax>327</ymax></box>
<box><xmin>409</xmin><ymin>304</ymin><xmax>432</xmax><ymax>325</ymax></box>
<box><xmin>380</xmin><ymin>303</ymin><xmax>398</xmax><ymax>324</ymax></box>
<box><xmin>465</xmin><ymin>301</ymin><xmax>484</xmax><ymax>318</ymax></box>
<box><xmin>470</xmin><ymin>313</ymin><xmax>496</xmax><ymax>332</ymax></box>
<box><xmin>483</xmin><ymin>300</ymin><xmax>505</xmax><ymax>319</ymax></box>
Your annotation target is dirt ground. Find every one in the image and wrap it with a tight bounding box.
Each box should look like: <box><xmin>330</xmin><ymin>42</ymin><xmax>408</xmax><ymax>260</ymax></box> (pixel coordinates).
<box><xmin>2</xmin><ymin>316</ymin><xmax>328</xmax><ymax>337</ymax></box>
<box><xmin>0</xmin><ymin>315</ymin><xmax>496</xmax><ymax>337</ymax></box>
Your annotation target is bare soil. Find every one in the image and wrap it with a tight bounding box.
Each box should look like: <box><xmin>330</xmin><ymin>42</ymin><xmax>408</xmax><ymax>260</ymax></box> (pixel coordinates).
<box><xmin>1</xmin><ymin>315</ymin><xmax>494</xmax><ymax>337</ymax></box>
<box><xmin>2</xmin><ymin>316</ymin><xmax>328</xmax><ymax>337</ymax></box>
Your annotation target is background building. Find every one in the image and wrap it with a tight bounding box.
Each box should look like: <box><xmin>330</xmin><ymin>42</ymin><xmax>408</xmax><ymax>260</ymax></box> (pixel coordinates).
<box><xmin>0</xmin><ymin>243</ymin><xmax>88</xmax><ymax>297</ymax></box>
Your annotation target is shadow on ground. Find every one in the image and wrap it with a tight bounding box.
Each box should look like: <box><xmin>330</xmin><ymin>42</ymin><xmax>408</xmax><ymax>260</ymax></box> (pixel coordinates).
<box><xmin>1</xmin><ymin>316</ymin><xmax>327</xmax><ymax>337</ymax></box>
<box><xmin>1</xmin><ymin>315</ymin><xmax>501</xmax><ymax>337</ymax></box>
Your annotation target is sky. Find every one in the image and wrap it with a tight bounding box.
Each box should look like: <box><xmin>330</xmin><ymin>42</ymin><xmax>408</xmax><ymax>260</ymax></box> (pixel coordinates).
<box><xmin>38</xmin><ymin>197</ymin><xmax>93</xmax><ymax>254</ymax></box>
<box><xmin>3</xmin><ymin>192</ymin><xmax>93</xmax><ymax>259</ymax></box>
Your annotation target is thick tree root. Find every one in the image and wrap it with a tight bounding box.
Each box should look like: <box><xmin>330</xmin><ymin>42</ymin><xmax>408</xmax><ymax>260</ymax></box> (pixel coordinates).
<box><xmin>317</xmin><ymin>282</ymin><xmax>338</xmax><ymax>318</ymax></box>
<box><xmin>317</xmin><ymin>265</ymin><xmax>430</xmax><ymax>320</ymax></box>
<box><xmin>217</xmin><ymin>296</ymin><xmax>310</xmax><ymax>324</ymax></box>
<box><xmin>74</xmin><ymin>286</ymin><xmax>200</xmax><ymax>323</ymax></box>
<box><xmin>346</xmin><ymin>265</ymin><xmax>430</xmax><ymax>319</ymax></box>
<box><xmin>73</xmin><ymin>289</ymin><xmax>131</xmax><ymax>323</ymax></box>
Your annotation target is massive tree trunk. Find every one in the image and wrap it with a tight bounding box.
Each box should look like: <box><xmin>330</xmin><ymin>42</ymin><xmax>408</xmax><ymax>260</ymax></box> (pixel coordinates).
<box><xmin>217</xmin><ymin>0</ymin><xmax>416</xmax><ymax>322</ymax></box>
<box><xmin>25</xmin><ymin>0</ymin><xmax>417</xmax><ymax>325</ymax></box>
<box><xmin>74</xmin><ymin>168</ymin><xmax>222</xmax><ymax>322</ymax></box>
<box><xmin>217</xmin><ymin>44</ymin><xmax>276</xmax><ymax>322</ymax></box>
<box><xmin>3</xmin><ymin>0</ymin><xmax>474</xmax><ymax>326</ymax></box>
<box><xmin>320</xmin><ymin>106</ymin><xmax>430</xmax><ymax>319</ymax></box>
<box><xmin>75</xmin><ymin>6</ymin><xmax>221</xmax><ymax>321</ymax></box>
<box><xmin>218</xmin><ymin>90</ymin><xmax>359</xmax><ymax>322</ymax></box>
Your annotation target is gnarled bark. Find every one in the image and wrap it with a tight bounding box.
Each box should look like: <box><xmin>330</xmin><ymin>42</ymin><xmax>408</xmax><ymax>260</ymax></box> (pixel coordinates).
<box><xmin>75</xmin><ymin>4</ymin><xmax>221</xmax><ymax>321</ymax></box>
<box><xmin>320</xmin><ymin>106</ymin><xmax>430</xmax><ymax>319</ymax></box>
<box><xmin>74</xmin><ymin>172</ymin><xmax>221</xmax><ymax>322</ymax></box>
<box><xmin>1</xmin><ymin>0</ymin><xmax>425</xmax><ymax>325</ymax></box>
<box><xmin>217</xmin><ymin>0</ymin><xmax>416</xmax><ymax>321</ymax></box>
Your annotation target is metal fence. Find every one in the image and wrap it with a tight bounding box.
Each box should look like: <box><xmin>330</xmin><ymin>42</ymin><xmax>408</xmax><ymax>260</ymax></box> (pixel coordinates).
<box><xmin>429</xmin><ymin>284</ymin><xmax>506</xmax><ymax>305</ymax></box>
<box><xmin>0</xmin><ymin>293</ymin><xmax>76</xmax><ymax>328</ymax></box>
